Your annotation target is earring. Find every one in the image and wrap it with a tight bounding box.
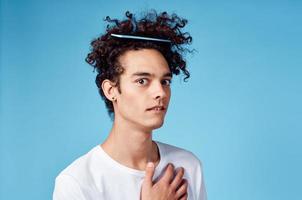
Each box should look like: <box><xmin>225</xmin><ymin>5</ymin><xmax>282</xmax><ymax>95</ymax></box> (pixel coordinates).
<box><xmin>112</xmin><ymin>97</ymin><xmax>116</xmax><ymax>101</ymax></box>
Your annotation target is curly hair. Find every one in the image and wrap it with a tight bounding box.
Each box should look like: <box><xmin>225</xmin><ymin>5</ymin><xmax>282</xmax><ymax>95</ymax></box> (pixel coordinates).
<box><xmin>85</xmin><ymin>10</ymin><xmax>193</xmax><ymax>118</ymax></box>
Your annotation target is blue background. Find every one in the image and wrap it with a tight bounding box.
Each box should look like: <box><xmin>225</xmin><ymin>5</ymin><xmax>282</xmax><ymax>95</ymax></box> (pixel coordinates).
<box><xmin>1</xmin><ymin>0</ymin><xmax>301</xmax><ymax>199</ymax></box>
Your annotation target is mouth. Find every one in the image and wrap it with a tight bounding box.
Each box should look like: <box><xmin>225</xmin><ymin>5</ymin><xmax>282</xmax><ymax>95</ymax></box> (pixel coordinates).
<box><xmin>146</xmin><ymin>106</ymin><xmax>166</xmax><ymax>112</ymax></box>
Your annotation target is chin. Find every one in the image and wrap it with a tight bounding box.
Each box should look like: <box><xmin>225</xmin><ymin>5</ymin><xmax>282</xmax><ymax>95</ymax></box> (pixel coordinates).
<box><xmin>146</xmin><ymin>119</ymin><xmax>165</xmax><ymax>130</ymax></box>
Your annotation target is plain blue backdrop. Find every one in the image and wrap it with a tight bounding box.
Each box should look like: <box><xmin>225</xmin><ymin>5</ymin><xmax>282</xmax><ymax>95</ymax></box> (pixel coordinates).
<box><xmin>1</xmin><ymin>0</ymin><xmax>301</xmax><ymax>199</ymax></box>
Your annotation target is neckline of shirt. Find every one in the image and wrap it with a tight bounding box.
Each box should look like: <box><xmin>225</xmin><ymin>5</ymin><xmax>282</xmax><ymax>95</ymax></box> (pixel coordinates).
<box><xmin>94</xmin><ymin>140</ymin><xmax>166</xmax><ymax>177</ymax></box>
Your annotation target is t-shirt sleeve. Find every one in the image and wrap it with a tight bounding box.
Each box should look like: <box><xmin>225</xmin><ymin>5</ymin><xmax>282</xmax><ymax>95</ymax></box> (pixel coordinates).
<box><xmin>53</xmin><ymin>174</ymin><xmax>86</xmax><ymax>200</ymax></box>
<box><xmin>196</xmin><ymin>159</ymin><xmax>208</xmax><ymax>200</ymax></box>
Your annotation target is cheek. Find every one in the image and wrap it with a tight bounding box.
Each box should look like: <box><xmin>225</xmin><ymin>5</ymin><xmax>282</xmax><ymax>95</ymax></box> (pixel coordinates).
<box><xmin>119</xmin><ymin>87</ymin><xmax>145</xmax><ymax>113</ymax></box>
<box><xmin>165</xmin><ymin>88</ymin><xmax>171</xmax><ymax>102</ymax></box>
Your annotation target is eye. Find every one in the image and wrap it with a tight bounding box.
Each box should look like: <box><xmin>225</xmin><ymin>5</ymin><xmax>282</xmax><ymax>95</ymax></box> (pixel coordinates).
<box><xmin>136</xmin><ymin>78</ymin><xmax>149</xmax><ymax>86</ymax></box>
<box><xmin>162</xmin><ymin>79</ymin><xmax>172</xmax><ymax>86</ymax></box>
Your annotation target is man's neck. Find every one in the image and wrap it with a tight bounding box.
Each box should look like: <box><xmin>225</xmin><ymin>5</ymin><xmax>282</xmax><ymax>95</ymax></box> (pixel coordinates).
<box><xmin>100</xmin><ymin>116</ymin><xmax>160</xmax><ymax>171</ymax></box>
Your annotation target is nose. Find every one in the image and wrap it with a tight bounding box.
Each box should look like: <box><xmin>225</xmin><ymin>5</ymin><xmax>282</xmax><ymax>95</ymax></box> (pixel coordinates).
<box><xmin>152</xmin><ymin>81</ymin><xmax>168</xmax><ymax>100</ymax></box>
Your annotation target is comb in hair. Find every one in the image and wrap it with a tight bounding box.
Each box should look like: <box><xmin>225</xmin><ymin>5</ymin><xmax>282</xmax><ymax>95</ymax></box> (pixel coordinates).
<box><xmin>110</xmin><ymin>33</ymin><xmax>171</xmax><ymax>43</ymax></box>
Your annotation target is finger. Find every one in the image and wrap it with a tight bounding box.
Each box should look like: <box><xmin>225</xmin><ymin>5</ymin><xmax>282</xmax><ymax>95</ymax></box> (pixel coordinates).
<box><xmin>143</xmin><ymin>162</ymin><xmax>155</xmax><ymax>187</ymax></box>
<box><xmin>175</xmin><ymin>179</ymin><xmax>188</xmax><ymax>199</ymax></box>
<box><xmin>170</xmin><ymin>167</ymin><xmax>184</xmax><ymax>189</ymax></box>
<box><xmin>178</xmin><ymin>192</ymin><xmax>188</xmax><ymax>200</ymax></box>
<box><xmin>161</xmin><ymin>163</ymin><xmax>175</xmax><ymax>183</ymax></box>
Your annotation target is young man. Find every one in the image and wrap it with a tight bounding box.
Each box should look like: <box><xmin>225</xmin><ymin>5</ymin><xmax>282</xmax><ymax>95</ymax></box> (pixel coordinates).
<box><xmin>53</xmin><ymin>10</ymin><xmax>207</xmax><ymax>200</ymax></box>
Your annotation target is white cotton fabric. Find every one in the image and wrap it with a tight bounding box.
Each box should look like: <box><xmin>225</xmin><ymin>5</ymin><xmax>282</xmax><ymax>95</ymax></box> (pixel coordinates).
<box><xmin>53</xmin><ymin>140</ymin><xmax>207</xmax><ymax>200</ymax></box>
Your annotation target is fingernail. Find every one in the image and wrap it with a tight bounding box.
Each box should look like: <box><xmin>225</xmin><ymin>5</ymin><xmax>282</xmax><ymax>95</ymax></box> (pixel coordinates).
<box><xmin>147</xmin><ymin>162</ymin><xmax>154</xmax><ymax>168</ymax></box>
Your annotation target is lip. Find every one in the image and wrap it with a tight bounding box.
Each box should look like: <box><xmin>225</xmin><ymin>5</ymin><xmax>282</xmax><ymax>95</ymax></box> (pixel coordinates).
<box><xmin>146</xmin><ymin>105</ymin><xmax>165</xmax><ymax>111</ymax></box>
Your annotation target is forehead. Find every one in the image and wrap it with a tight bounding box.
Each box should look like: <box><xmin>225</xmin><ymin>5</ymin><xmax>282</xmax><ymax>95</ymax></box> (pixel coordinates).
<box><xmin>118</xmin><ymin>49</ymin><xmax>171</xmax><ymax>76</ymax></box>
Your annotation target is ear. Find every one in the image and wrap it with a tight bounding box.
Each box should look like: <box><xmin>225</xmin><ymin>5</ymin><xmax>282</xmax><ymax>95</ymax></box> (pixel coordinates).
<box><xmin>101</xmin><ymin>79</ymin><xmax>117</xmax><ymax>102</ymax></box>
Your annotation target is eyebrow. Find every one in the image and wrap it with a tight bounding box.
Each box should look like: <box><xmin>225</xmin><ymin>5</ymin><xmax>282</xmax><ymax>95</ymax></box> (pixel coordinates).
<box><xmin>131</xmin><ymin>72</ymin><xmax>172</xmax><ymax>78</ymax></box>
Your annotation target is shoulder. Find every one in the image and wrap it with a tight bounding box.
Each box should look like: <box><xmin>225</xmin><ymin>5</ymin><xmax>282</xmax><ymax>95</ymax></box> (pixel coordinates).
<box><xmin>53</xmin><ymin>146</ymin><xmax>102</xmax><ymax>199</ymax></box>
<box><xmin>155</xmin><ymin>140</ymin><xmax>203</xmax><ymax>170</ymax></box>
<box><xmin>53</xmin><ymin>174</ymin><xmax>86</xmax><ymax>200</ymax></box>
<box><xmin>55</xmin><ymin>146</ymin><xmax>100</xmax><ymax>187</ymax></box>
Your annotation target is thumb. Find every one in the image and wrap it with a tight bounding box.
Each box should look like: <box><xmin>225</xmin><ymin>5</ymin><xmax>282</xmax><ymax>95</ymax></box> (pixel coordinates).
<box><xmin>143</xmin><ymin>162</ymin><xmax>155</xmax><ymax>186</ymax></box>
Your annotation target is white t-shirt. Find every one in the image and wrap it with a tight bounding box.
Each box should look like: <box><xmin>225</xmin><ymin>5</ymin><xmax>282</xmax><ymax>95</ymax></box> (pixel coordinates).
<box><xmin>53</xmin><ymin>140</ymin><xmax>207</xmax><ymax>200</ymax></box>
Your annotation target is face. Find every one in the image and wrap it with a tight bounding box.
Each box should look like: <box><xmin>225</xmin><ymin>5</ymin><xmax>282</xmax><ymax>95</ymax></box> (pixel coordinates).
<box><xmin>113</xmin><ymin>48</ymin><xmax>172</xmax><ymax>131</ymax></box>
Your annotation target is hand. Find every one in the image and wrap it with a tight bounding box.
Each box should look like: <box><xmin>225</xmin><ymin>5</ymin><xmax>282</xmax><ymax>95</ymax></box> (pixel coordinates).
<box><xmin>140</xmin><ymin>162</ymin><xmax>188</xmax><ymax>200</ymax></box>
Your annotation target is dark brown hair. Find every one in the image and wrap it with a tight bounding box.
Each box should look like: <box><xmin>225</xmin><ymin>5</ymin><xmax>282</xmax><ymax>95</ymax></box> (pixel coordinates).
<box><xmin>85</xmin><ymin>10</ymin><xmax>193</xmax><ymax>118</ymax></box>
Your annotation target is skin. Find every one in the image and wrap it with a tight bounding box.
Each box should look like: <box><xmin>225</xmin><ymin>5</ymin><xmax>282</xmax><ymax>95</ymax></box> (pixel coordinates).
<box><xmin>101</xmin><ymin>49</ymin><xmax>188</xmax><ymax>199</ymax></box>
